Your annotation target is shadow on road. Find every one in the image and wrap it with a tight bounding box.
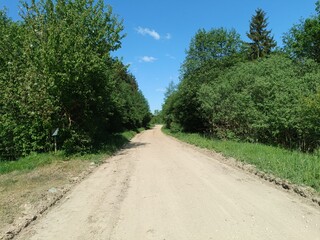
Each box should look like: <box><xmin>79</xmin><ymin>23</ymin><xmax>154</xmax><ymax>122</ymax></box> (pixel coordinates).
<box><xmin>123</xmin><ymin>141</ymin><xmax>149</xmax><ymax>150</ymax></box>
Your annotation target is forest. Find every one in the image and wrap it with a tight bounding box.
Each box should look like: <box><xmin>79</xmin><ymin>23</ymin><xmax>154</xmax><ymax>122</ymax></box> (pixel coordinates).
<box><xmin>162</xmin><ymin>2</ymin><xmax>320</xmax><ymax>152</ymax></box>
<box><xmin>0</xmin><ymin>0</ymin><xmax>151</xmax><ymax>160</ymax></box>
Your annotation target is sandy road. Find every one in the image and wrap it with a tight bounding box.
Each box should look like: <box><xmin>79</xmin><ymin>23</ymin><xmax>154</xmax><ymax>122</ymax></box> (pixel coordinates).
<box><xmin>16</xmin><ymin>125</ymin><xmax>320</xmax><ymax>240</ymax></box>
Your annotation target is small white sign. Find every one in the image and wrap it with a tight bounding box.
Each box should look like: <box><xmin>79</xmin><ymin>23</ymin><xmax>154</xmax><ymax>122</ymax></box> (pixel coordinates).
<box><xmin>52</xmin><ymin>128</ymin><xmax>59</xmax><ymax>137</ymax></box>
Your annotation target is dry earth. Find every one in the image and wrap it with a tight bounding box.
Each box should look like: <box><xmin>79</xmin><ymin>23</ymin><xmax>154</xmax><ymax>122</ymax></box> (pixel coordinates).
<box><xmin>0</xmin><ymin>159</ymin><xmax>94</xmax><ymax>235</ymax></box>
<box><xmin>11</xmin><ymin>125</ymin><xmax>320</xmax><ymax>239</ymax></box>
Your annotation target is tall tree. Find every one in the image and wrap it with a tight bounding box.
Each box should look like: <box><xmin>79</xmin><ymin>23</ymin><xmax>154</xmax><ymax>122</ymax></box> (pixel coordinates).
<box><xmin>247</xmin><ymin>8</ymin><xmax>276</xmax><ymax>60</ymax></box>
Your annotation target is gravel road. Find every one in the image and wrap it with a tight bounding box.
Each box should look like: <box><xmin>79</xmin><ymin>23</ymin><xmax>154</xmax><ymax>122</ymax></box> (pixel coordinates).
<box><xmin>16</xmin><ymin>125</ymin><xmax>320</xmax><ymax>240</ymax></box>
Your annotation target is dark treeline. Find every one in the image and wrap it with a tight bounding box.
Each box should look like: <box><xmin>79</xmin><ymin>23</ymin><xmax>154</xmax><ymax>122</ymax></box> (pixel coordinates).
<box><xmin>162</xmin><ymin>3</ymin><xmax>320</xmax><ymax>152</ymax></box>
<box><xmin>0</xmin><ymin>0</ymin><xmax>151</xmax><ymax>160</ymax></box>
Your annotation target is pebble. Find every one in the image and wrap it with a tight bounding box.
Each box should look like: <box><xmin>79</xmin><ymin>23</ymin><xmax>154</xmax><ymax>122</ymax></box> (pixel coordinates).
<box><xmin>48</xmin><ymin>188</ymin><xmax>58</xmax><ymax>194</ymax></box>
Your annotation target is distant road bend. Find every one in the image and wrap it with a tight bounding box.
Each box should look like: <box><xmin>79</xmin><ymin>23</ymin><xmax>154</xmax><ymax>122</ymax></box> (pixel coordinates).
<box><xmin>16</xmin><ymin>125</ymin><xmax>320</xmax><ymax>240</ymax></box>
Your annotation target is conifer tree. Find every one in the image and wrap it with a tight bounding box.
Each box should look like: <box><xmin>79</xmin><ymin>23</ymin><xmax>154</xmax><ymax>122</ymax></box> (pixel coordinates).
<box><xmin>247</xmin><ymin>8</ymin><xmax>276</xmax><ymax>59</ymax></box>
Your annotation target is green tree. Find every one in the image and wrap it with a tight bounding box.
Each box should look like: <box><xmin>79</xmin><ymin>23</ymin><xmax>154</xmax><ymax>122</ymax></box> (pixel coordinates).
<box><xmin>182</xmin><ymin>28</ymin><xmax>243</xmax><ymax>76</ymax></box>
<box><xmin>283</xmin><ymin>2</ymin><xmax>320</xmax><ymax>62</ymax></box>
<box><xmin>18</xmin><ymin>0</ymin><xmax>126</xmax><ymax>153</ymax></box>
<box><xmin>168</xmin><ymin>28</ymin><xmax>244</xmax><ymax>132</ymax></box>
<box><xmin>0</xmin><ymin>1</ymin><xmax>150</xmax><ymax>159</ymax></box>
<box><xmin>0</xmin><ymin>10</ymin><xmax>26</xmax><ymax>159</ymax></box>
<box><xmin>247</xmin><ymin>8</ymin><xmax>276</xmax><ymax>60</ymax></box>
<box><xmin>162</xmin><ymin>86</ymin><xmax>179</xmax><ymax>130</ymax></box>
<box><xmin>150</xmin><ymin>110</ymin><xmax>163</xmax><ymax>125</ymax></box>
<box><xmin>198</xmin><ymin>54</ymin><xmax>320</xmax><ymax>151</ymax></box>
<box><xmin>164</xmin><ymin>81</ymin><xmax>177</xmax><ymax>100</ymax></box>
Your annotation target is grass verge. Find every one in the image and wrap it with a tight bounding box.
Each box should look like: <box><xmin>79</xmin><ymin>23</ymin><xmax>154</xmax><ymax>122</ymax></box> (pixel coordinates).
<box><xmin>163</xmin><ymin>129</ymin><xmax>320</xmax><ymax>193</ymax></box>
<box><xmin>0</xmin><ymin>129</ymin><xmax>143</xmax><ymax>234</ymax></box>
<box><xmin>0</xmin><ymin>130</ymin><xmax>141</xmax><ymax>174</ymax></box>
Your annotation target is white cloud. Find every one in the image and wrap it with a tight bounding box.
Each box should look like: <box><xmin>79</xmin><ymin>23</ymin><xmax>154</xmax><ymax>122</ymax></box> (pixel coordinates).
<box><xmin>139</xmin><ymin>56</ymin><xmax>157</xmax><ymax>63</ymax></box>
<box><xmin>136</xmin><ymin>27</ymin><xmax>160</xmax><ymax>40</ymax></box>
<box><xmin>136</xmin><ymin>27</ymin><xmax>172</xmax><ymax>41</ymax></box>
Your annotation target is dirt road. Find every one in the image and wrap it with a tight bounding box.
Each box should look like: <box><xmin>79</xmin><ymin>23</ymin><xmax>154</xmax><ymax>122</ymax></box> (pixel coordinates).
<box><xmin>16</xmin><ymin>126</ymin><xmax>320</xmax><ymax>240</ymax></box>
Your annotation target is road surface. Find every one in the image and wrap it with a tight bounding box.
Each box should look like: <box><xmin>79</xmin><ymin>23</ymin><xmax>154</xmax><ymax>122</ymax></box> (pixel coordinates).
<box><xmin>16</xmin><ymin>125</ymin><xmax>320</xmax><ymax>240</ymax></box>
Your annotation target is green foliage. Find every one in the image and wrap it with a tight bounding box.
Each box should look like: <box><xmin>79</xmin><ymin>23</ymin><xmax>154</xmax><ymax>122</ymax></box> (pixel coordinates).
<box><xmin>198</xmin><ymin>55</ymin><xmax>320</xmax><ymax>151</ymax></box>
<box><xmin>283</xmin><ymin>13</ymin><xmax>320</xmax><ymax>62</ymax></box>
<box><xmin>299</xmin><ymin>88</ymin><xmax>320</xmax><ymax>150</ymax></box>
<box><xmin>164</xmin><ymin>129</ymin><xmax>320</xmax><ymax>192</ymax></box>
<box><xmin>247</xmin><ymin>8</ymin><xmax>276</xmax><ymax>59</ymax></box>
<box><xmin>0</xmin><ymin>1</ymin><xmax>150</xmax><ymax>160</ymax></box>
<box><xmin>182</xmin><ymin>28</ymin><xmax>243</xmax><ymax>76</ymax></box>
<box><xmin>162</xmin><ymin>6</ymin><xmax>320</xmax><ymax>153</ymax></box>
<box><xmin>150</xmin><ymin>110</ymin><xmax>164</xmax><ymax>125</ymax></box>
<box><xmin>164</xmin><ymin>28</ymin><xmax>244</xmax><ymax>132</ymax></box>
<box><xmin>162</xmin><ymin>81</ymin><xmax>178</xmax><ymax>128</ymax></box>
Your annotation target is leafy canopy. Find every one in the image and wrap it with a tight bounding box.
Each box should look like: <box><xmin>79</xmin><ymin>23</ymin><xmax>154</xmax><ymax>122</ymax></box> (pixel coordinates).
<box><xmin>0</xmin><ymin>1</ymin><xmax>150</xmax><ymax>160</ymax></box>
<box><xmin>283</xmin><ymin>2</ymin><xmax>320</xmax><ymax>63</ymax></box>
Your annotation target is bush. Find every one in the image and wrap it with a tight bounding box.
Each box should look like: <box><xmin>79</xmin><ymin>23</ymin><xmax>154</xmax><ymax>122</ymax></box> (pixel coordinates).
<box><xmin>196</xmin><ymin>55</ymin><xmax>320</xmax><ymax>151</ymax></box>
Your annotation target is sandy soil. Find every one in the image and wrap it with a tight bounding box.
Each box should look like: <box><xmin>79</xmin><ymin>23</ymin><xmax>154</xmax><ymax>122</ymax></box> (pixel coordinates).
<box><xmin>15</xmin><ymin>125</ymin><xmax>320</xmax><ymax>240</ymax></box>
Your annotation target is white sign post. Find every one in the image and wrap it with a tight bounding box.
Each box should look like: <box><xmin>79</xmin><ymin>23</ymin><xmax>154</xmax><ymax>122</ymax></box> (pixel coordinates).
<box><xmin>52</xmin><ymin>128</ymin><xmax>59</xmax><ymax>153</ymax></box>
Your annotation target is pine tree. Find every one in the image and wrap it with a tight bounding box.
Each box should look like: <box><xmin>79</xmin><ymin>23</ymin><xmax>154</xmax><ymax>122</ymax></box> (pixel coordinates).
<box><xmin>247</xmin><ymin>8</ymin><xmax>276</xmax><ymax>60</ymax></box>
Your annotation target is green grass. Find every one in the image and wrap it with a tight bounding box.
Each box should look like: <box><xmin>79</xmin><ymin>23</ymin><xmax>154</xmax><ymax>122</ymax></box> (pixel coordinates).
<box><xmin>0</xmin><ymin>129</ymin><xmax>143</xmax><ymax>175</ymax></box>
<box><xmin>163</xmin><ymin>129</ymin><xmax>320</xmax><ymax>192</ymax></box>
<box><xmin>0</xmin><ymin>152</ymin><xmax>64</xmax><ymax>174</ymax></box>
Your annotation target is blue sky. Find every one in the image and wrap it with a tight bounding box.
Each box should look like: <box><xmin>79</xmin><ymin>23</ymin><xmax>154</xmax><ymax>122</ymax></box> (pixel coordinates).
<box><xmin>1</xmin><ymin>1</ymin><xmax>318</xmax><ymax>112</ymax></box>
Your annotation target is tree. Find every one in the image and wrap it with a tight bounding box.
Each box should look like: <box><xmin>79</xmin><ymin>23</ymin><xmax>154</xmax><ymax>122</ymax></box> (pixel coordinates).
<box><xmin>0</xmin><ymin>0</ymin><xmax>150</xmax><ymax>159</ymax></box>
<box><xmin>18</xmin><ymin>0</ymin><xmax>127</xmax><ymax>153</ymax></box>
<box><xmin>283</xmin><ymin>2</ymin><xmax>320</xmax><ymax>62</ymax></box>
<box><xmin>166</xmin><ymin>28</ymin><xmax>244</xmax><ymax>132</ymax></box>
<box><xmin>182</xmin><ymin>28</ymin><xmax>243</xmax><ymax>76</ymax></box>
<box><xmin>164</xmin><ymin>81</ymin><xmax>177</xmax><ymax>100</ymax></box>
<box><xmin>247</xmin><ymin>8</ymin><xmax>276</xmax><ymax>60</ymax></box>
<box><xmin>162</xmin><ymin>86</ymin><xmax>179</xmax><ymax>130</ymax></box>
<box><xmin>197</xmin><ymin>54</ymin><xmax>320</xmax><ymax>151</ymax></box>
